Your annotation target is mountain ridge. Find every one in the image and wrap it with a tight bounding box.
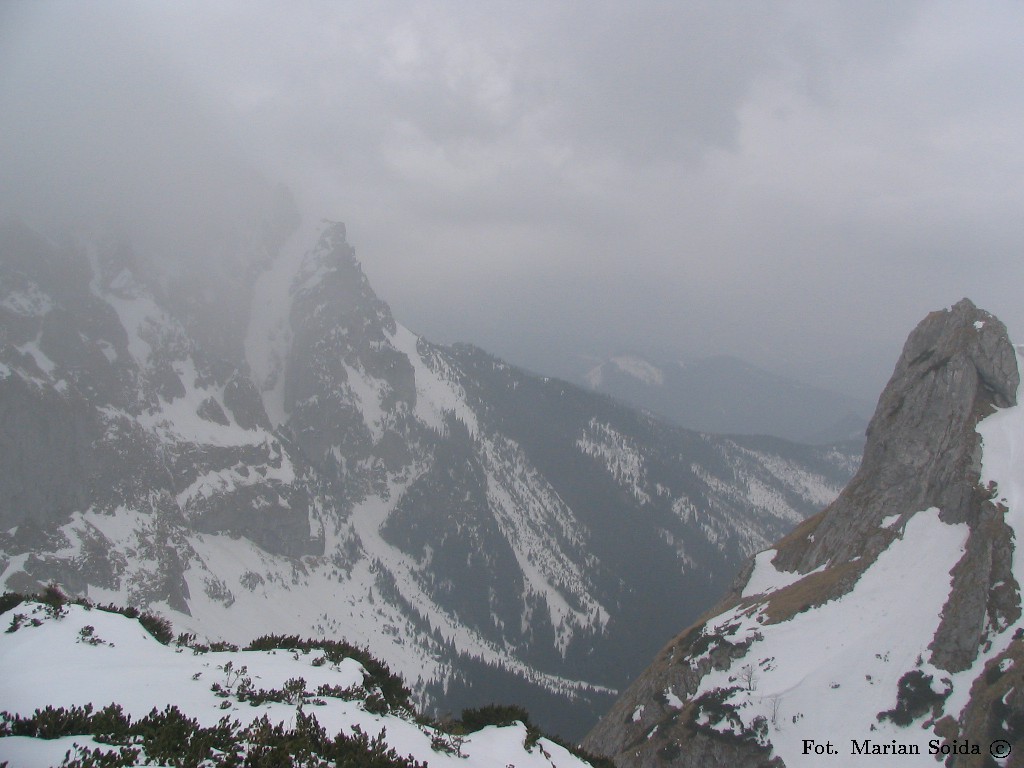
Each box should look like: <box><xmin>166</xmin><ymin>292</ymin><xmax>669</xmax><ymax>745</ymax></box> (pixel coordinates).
<box><xmin>580</xmin><ymin>351</ymin><xmax>871</xmax><ymax>445</ymax></box>
<box><xmin>0</xmin><ymin>217</ymin><xmax>859</xmax><ymax>738</ymax></box>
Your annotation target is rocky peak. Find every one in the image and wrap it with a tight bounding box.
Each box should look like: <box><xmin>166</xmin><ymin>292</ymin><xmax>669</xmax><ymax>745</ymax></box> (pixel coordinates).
<box><xmin>768</xmin><ymin>299</ymin><xmax>1021</xmax><ymax>673</ymax></box>
<box><xmin>282</xmin><ymin>221</ymin><xmax>415</xmax><ymax>484</ymax></box>
<box><xmin>1</xmin><ymin>217</ymin><xmax>862</xmax><ymax>742</ymax></box>
<box><xmin>583</xmin><ymin>300</ymin><xmax>1024</xmax><ymax>767</ymax></box>
<box><xmin>773</xmin><ymin>298</ymin><xmax>1018</xmax><ymax>574</ymax></box>
<box><xmin>290</xmin><ymin>221</ymin><xmax>394</xmax><ymax>334</ymax></box>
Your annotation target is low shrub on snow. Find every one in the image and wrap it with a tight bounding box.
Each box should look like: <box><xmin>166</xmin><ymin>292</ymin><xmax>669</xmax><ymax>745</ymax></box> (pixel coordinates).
<box><xmin>1</xmin><ymin>704</ymin><xmax>428</xmax><ymax>768</ymax></box>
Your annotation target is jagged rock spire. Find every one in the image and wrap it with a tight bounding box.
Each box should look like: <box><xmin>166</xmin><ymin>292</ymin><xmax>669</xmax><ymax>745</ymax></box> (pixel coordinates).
<box><xmin>583</xmin><ymin>299</ymin><xmax>1024</xmax><ymax>767</ymax></box>
<box><xmin>774</xmin><ymin>298</ymin><xmax>1018</xmax><ymax>574</ymax></box>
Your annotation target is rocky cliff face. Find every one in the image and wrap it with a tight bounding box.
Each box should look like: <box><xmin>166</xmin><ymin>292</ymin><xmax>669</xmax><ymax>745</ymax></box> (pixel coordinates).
<box><xmin>583</xmin><ymin>299</ymin><xmax>1024</xmax><ymax>766</ymax></box>
<box><xmin>0</xmin><ymin>218</ymin><xmax>858</xmax><ymax>739</ymax></box>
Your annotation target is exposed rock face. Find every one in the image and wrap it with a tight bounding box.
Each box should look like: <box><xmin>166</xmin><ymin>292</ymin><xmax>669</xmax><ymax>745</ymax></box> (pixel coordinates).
<box><xmin>774</xmin><ymin>299</ymin><xmax>1017</xmax><ymax>573</ymax></box>
<box><xmin>770</xmin><ymin>300</ymin><xmax>1021</xmax><ymax>673</ymax></box>
<box><xmin>584</xmin><ymin>300</ymin><xmax>1024</xmax><ymax>767</ymax></box>
<box><xmin>0</xmin><ymin>219</ymin><xmax>329</xmax><ymax>589</ymax></box>
<box><xmin>0</xmin><ymin>375</ymin><xmax>97</xmax><ymax>532</ymax></box>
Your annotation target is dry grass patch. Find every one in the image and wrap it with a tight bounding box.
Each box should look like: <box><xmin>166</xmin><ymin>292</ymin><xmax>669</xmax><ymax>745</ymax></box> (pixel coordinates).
<box><xmin>771</xmin><ymin>510</ymin><xmax>827</xmax><ymax>570</ymax></box>
<box><xmin>762</xmin><ymin>558</ymin><xmax>868</xmax><ymax>624</ymax></box>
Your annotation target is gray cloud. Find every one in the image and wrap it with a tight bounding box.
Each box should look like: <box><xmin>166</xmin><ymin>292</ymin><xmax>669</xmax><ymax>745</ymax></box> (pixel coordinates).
<box><xmin>3</xmin><ymin>1</ymin><xmax>1023</xmax><ymax>402</ymax></box>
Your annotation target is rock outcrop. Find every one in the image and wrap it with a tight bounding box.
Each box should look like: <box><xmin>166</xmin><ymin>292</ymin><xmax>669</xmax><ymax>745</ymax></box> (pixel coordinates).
<box><xmin>584</xmin><ymin>300</ymin><xmax>1024</xmax><ymax>767</ymax></box>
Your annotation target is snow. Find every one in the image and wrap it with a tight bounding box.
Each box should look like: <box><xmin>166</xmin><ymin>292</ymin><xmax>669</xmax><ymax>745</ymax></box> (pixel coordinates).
<box><xmin>246</xmin><ymin>217</ymin><xmax>322</xmax><ymax>427</ymax></box>
<box><xmin>576</xmin><ymin>419</ymin><xmax>651</xmax><ymax>504</ymax></box>
<box><xmin>689</xmin><ymin>347</ymin><xmax>1024</xmax><ymax>764</ymax></box>
<box><xmin>942</xmin><ymin>343</ymin><xmax>1024</xmax><ymax>718</ymax></box>
<box><xmin>15</xmin><ymin>338</ymin><xmax>56</xmax><ymax>376</ymax></box>
<box><xmin>1</xmin><ymin>283</ymin><xmax>52</xmax><ymax>317</ymax></box>
<box><xmin>584</xmin><ymin>355</ymin><xmax>665</xmax><ymax>389</ymax></box>
<box><xmin>84</xmin><ymin>253</ymin><xmax>267</xmax><ymax>453</ymax></box>
<box><xmin>175</xmin><ymin>458</ymin><xmax>296</xmax><ymax>513</ymax></box>
<box><xmin>137</xmin><ymin>359</ymin><xmax>267</xmax><ymax>447</ymax></box>
<box><xmin>741</xmin><ymin>549</ymin><xmax>825</xmax><ymax>598</ymax></box>
<box><xmin>482</xmin><ymin>434</ymin><xmax>608</xmax><ymax>647</ymax></box>
<box><xmin>738</xmin><ymin>474</ymin><xmax>804</xmax><ymax>523</ymax></box>
<box><xmin>977</xmin><ymin>347</ymin><xmax>1024</xmax><ymax>588</ymax></box>
<box><xmin>389</xmin><ymin>323</ymin><xmax>478</xmax><ymax>436</ymax></box>
<box><xmin>583</xmin><ymin>363</ymin><xmax>604</xmax><ymax>389</ymax></box>
<box><xmin>0</xmin><ymin>603</ymin><xmax>593</xmax><ymax>768</ymax></box>
<box><xmin>693</xmin><ymin>507</ymin><xmax>968</xmax><ymax>767</ymax></box>
<box><xmin>610</xmin><ymin>355</ymin><xmax>665</xmax><ymax>386</ymax></box>
<box><xmin>97</xmin><ymin>339</ymin><xmax>117</xmax><ymax>363</ymax></box>
<box><xmin>729</xmin><ymin>444</ymin><xmax>843</xmax><ymax>510</ymax></box>
<box><xmin>52</xmin><ymin>504</ymin><xmax>437</xmax><ymax>690</ymax></box>
<box><xmin>38</xmin><ymin>464</ymin><xmax>613</xmax><ymax>715</ymax></box>
<box><xmin>188</xmin><ymin>548</ymin><xmax>440</xmax><ymax>684</ymax></box>
<box><xmin>100</xmin><ymin>269</ymin><xmax>165</xmax><ymax>367</ymax></box>
<box><xmin>343</xmin><ymin>362</ymin><xmax>389</xmax><ymax>442</ymax></box>
<box><xmin>341</xmin><ymin>482</ymin><xmax>613</xmax><ymax>699</ymax></box>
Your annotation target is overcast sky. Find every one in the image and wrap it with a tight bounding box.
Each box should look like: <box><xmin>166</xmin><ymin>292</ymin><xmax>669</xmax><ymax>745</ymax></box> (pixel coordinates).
<box><xmin>3</xmin><ymin>1</ymin><xmax>1023</xmax><ymax>401</ymax></box>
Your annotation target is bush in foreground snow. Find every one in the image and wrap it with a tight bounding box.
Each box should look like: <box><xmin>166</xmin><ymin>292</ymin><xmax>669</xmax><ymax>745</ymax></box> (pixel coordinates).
<box><xmin>0</xmin><ymin>592</ymin><xmax>612</xmax><ymax>768</ymax></box>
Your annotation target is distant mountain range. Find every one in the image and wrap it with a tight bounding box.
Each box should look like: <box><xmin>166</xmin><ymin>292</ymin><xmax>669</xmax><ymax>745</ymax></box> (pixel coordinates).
<box><xmin>0</xmin><ymin>215</ymin><xmax>859</xmax><ymax>739</ymax></box>
<box><xmin>580</xmin><ymin>353</ymin><xmax>872</xmax><ymax>445</ymax></box>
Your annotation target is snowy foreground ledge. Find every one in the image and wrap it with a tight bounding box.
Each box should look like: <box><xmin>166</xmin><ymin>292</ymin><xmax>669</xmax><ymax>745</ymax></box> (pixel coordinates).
<box><xmin>0</xmin><ymin>599</ymin><xmax>598</xmax><ymax>768</ymax></box>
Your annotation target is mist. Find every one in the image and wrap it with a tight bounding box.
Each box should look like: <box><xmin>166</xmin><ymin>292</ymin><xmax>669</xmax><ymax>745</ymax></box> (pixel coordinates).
<box><xmin>4</xmin><ymin>1</ymin><xmax>1024</xmax><ymax>402</ymax></box>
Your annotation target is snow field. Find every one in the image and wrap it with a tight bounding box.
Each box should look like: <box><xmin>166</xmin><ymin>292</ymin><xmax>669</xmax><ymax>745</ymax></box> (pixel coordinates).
<box><xmin>661</xmin><ymin>344</ymin><xmax>1024</xmax><ymax>766</ymax></box>
<box><xmin>0</xmin><ymin>602</ymin><xmax>593</xmax><ymax>768</ymax></box>
<box><xmin>389</xmin><ymin>324</ymin><xmax>479</xmax><ymax>437</ymax></box>
<box><xmin>741</xmin><ymin>549</ymin><xmax>825</xmax><ymax>599</ymax></box>
<box><xmin>691</xmin><ymin>508</ymin><xmax>968</xmax><ymax>767</ymax></box>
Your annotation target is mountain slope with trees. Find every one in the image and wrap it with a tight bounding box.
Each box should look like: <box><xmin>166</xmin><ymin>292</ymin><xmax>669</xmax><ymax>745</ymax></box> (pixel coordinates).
<box><xmin>0</xmin><ymin>215</ymin><xmax>858</xmax><ymax>738</ymax></box>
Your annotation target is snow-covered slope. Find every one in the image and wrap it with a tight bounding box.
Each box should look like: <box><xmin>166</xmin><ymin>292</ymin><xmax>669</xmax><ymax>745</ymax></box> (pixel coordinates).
<box><xmin>0</xmin><ymin>599</ymin><xmax>596</xmax><ymax>768</ymax></box>
<box><xmin>584</xmin><ymin>300</ymin><xmax>1024</xmax><ymax>766</ymax></box>
<box><xmin>0</xmin><ymin>218</ymin><xmax>859</xmax><ymax>738</ymax></box>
